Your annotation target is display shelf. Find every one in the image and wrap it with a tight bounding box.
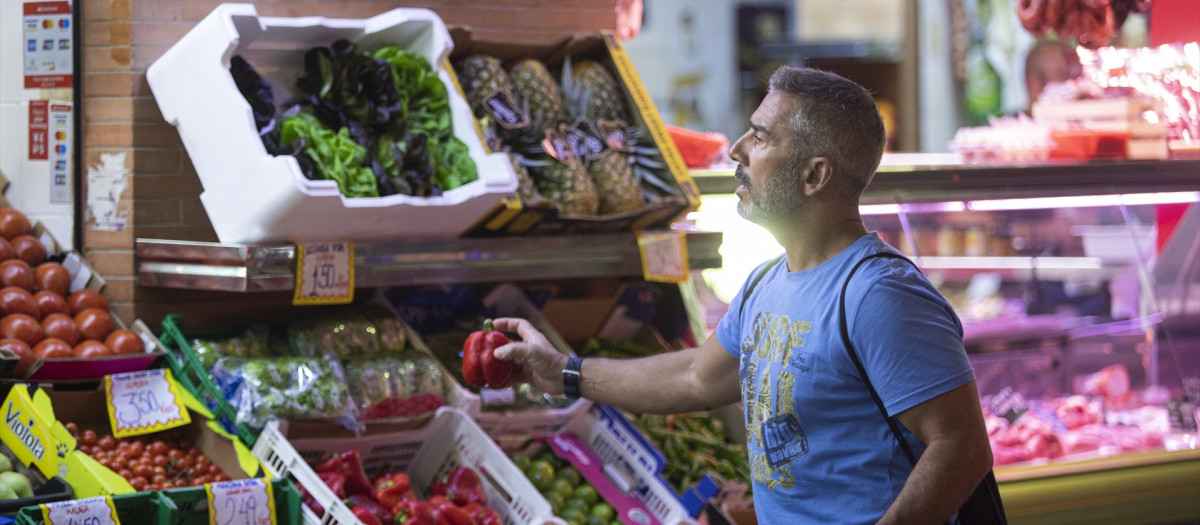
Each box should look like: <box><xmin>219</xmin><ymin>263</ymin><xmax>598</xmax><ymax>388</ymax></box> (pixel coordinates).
<box><xmin>690</xmin><ymin>156</ymin><xmax>1200</xmax><ymax>203</ymax></box>
<box><xmin>136</xmin><ymin>231</ymin><xmax>723</xmax><ymax>292</ymax></box>
<box><xmin>916</xmin><ymin>256</ymin><xmax>1125</xmax><ymax>281</ymax></box>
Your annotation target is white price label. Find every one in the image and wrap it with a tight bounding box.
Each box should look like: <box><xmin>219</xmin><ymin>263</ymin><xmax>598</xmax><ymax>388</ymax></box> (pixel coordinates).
<box><xmin>636</xmin><ymin>230</ymin><xmax>689</xmax><ymax>283</ymax></box>
<box><xmin>104</xmin><ymin>368</ymin><xmax>191</xmax><ymax>438</ymax></box>
<box><xmin>206</xmin><ymin>478</ymin><xmax>276</xmax><ymax>525</ymax></box>
<box><xmin>294</xmin><ymin>241</ymin><xmax>354</xmax><ymax>305</ymax></box>
<box><xmin>42</xmin><ymin>496</ymin><xmax>121</xmax><ymax>525</ymax></box>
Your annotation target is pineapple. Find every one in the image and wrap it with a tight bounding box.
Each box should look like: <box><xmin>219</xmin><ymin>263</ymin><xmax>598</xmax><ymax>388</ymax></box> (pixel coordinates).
<box><xmin>561</xmin><ymin>58</ymin><xmax>643</xmax><ymax>214</ymax></box>
<box><xmin>509</xmin><ymin>59</ymin><xmax>568</xmax><ymax>134</ymax></box>
<box><xmin>454</xmin><ymin>55</ymin><xmax>539</xmax><ymax>202</ymax></box>
<box><xmin>535</xmin><ymin>158</ymin><xmax>599</xmax><ymax>215</ymax></box>
<box><xmin>507</xmin><ymin>152</ymin><xmax>539</xmax><ymax>202</ymax></box>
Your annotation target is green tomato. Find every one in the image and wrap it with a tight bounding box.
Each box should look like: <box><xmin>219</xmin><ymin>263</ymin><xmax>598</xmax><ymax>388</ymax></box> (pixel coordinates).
<box><xmin>559</xmin><ymin>507</ymin><xmax>587</xmax><ymax>525</ymax></box>
<box><xmin>557</xmin><ymin>466</ymin><xmax>582</xmax><ymax>486</ymax></box>
<box><xmin>510</xmin><ymin>453</ymin><xmax>531</xmax><ymax>472</ymax></box>
<box><xmin>543</xmin><ymin>491</ymin><xmax>566</xmax><ymax>513</ymax></box>
<box><xmin>562</xmin><ymin>498</ymin><xmax>588</xmax><ymax>512</ymax></box>
<box><xmin>589</xmin><ymin>503</ymin><xmax>616</xmax><ymax>521</ymax></box>
<box><xmin>550</xmin><ymin>478</ymin><xmax>576</xmax><ymax>501</ymax></box>
<box><xmin>585</xmin><ymin>516</ymin><xmax>608</xmax><ymax>525</ymax></box>
<box><xmin>528</xmin><ymin>461</ymin><xmax>556</xmax><ymax>492</ymax></box>
<box><xmin>572</xmin><ymin>485</ymin><xmax>600</xmax><ymax>507</ymax></box>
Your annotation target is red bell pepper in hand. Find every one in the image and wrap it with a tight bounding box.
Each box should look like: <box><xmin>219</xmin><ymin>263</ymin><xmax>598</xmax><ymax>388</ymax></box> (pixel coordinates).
<box><xmin>444</xmin><ymin>467</ymin><xmax>487</xmax><ymax>507</ymax></box>
<box><xmin>462</xmin><ymin>319</ymin><xmax>513</xmax><ymax>389</ymax></box>
<box><xmin>315</xmin><ymin>450</ymin><xmax>374</xmax><ymax>496</ymax></box>
<box><xmin>463</xmin><ymin>503</ymin><xmax>502</xmax><ymax>525</ymax></box>
<box><xmin>345</xmin><ymin>494</ymin><xmax>394</xmax><ymax>523</ymax></box>
<box><xmin>352</xmin><ymin>506</ymin><xmax>384</xmax><ymax>525</ymax></box>
<box><xmin>374</xmin><ymin>472</ymin><xmax>415</xmax><ymax>509</ymax></box>
<box><xmin>317</xmin><ymin>472</ymin><xmax>347</xmax><ymax>499</ymax></box>
<box><xmin>428</xmin><ymin>496</ymin><xmax>475</xmax><ymax>525</ymax></box>
<box><xmin>392</xmin><ymin>500</ymin><xmax>436</xmax><ymax>525</ymax></box>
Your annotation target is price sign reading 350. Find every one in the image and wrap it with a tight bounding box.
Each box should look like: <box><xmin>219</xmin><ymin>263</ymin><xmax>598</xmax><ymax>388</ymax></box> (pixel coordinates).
<box><xmin>104</xmin><ymin>368</ymin><xmax>191</xmax><ymax>438</ymax></box>
<box><xmin>207</xmin><ymin>479</ymin><xmax>276</xmax><ymax>525</ymax></box>
<box><xmin>42</xmin><ymin>496</ymin><xmax>121</xmax><ymax>525</ymax></box>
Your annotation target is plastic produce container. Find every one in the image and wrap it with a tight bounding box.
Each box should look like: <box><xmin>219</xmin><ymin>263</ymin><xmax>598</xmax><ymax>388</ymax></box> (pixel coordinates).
<box><xmin>146</xmin><ymin>3</ymin><xmax>518</xmax><ymax>243</ymax></box>
<box><xmin>252</xmin><ymin>407</ymin><xmax>561</xmax><ymax>525</ymax></box>
<box><xmin>12</xmin><ymin>480</ymin><xmax>299</xmax><ymax>525</ymax></box>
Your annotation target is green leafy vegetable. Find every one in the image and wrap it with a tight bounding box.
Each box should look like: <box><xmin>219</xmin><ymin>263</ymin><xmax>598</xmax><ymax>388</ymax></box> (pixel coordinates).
<box><xmin>281</xmin><ymin>112</ymin><xmax>379</xmax><ymax>198</ymax></box>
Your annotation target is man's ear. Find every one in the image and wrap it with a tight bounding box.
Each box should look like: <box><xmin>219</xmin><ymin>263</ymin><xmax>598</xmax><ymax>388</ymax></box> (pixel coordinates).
<box><xmin>801</xmin><ymin>156</ymin><xmax>835</xmax><ymax>196</ymax></box>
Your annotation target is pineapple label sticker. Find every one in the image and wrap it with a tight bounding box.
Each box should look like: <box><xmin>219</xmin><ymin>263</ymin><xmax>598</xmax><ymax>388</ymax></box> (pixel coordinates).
<box><xmin>636</xmin><ymin>229</ymin><xmax>689</xmax><ymax>283</ymax></box>
<box><xmin>294</xmin><ymin>241</ymin><xmax>354</xmax><ymax>305</ymax></box>
<box><xmin>104</xmin><ymin>368</ymin><xmax>191</xmax><ymax>438</ymax></box>
<box><xmin>206</xmin><ymin>478</ymin><xmax>277</xmax><ymax>525</ymax></box>
<box><xmin>41</xmin><ymin>495</ymin><xmax>121</xmax><ymax>525</ymax></box>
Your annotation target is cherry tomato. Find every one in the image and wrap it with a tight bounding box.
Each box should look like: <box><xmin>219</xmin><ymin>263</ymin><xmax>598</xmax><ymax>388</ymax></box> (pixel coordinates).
<box><xmin>74</xmin><ymin>308</ymin><xmax>114</xmax><ymax>341</ymax></box>
<box><xmin>153</xmin><ymin>455</ymin><xmax>169</xmax><ymax>468</ymax></box>
<box><xmin>33</xmin><ymin>291</ymin><xmax>70</xmax><ymax>318</ymax></box>
<box><xmin>117</xmin><ymin>469</ymin><xmax>133</xmax><ymax>480</ymax></box>
<box><xmin>97</xmin><ymin>435</ymin><xmax>117</xmax><ymax>451</ymax></box>
<box><xmin>3</xmin><ymin>314</ymin><xmax>46</xmax><ymax>346</ymax></box>
<box><xmin>34</xmin><ymin>262</ymin><xmax>70</xmax><ymax>296</ymax></box>
<box><xmin>0</xmin><ymin>260</ymin><xmax>33</xmax><ymax>292</ymax></box>
<box><xmin>80</xmin><ymin>429</ymin><xmax>97</xmax><ymax>445</ymax></box>
<box><xmin>0</xmin><ymin>209</ymin><xmax>32</xmax><ymax>240</ymax></box>
<box><xmin>10</xmin><ymin>235</ymin><xmax>46</xmax><ymax>266</ymax></box>
<box><xmin>64</xmin><ymin>422</ymin><xmax>78</xmax><ymax>436</ymax></box>
<box><xmin>67</xmin><ymin>289</ymin><xmax>109</xmax><ymax>315</ymax></box>
<box><xmin>74</xmin><ymin>340</ymin><xmax>113</xmax><ymax>358</ymax></box>
<box><xmin>105</xmin><ymin>329</ymin><xmax>144</xmax><ymax>355</ymax></box>
<box><xmin>129</xmin><ymin>477</ymin><xmax>147</xmax><ymax>491</ymax></box>
<box><xmin>41</xmin><ymin>313</ymin><xmax>81</xmax><ymax>346</ymax></box>
<box><xmin>0</xmin><ymin>338</ymin><xmax>34</xmax><ymax>376</ymax></box>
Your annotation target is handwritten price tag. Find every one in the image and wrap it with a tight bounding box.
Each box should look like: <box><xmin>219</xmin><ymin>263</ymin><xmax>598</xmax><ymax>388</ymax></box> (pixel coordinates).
<box><xmin>42</xmin><ymin>496</ymin><xmax>121</xmax><ymax>525</ymax></box>
<box><xmin>104</xmin><ymin>368</ymin><xmax>191</xmax><ymax>438</ymax></box>
<box><xmin>207</xmin><ymin>478</ymin><xmax>276</xmax><ymax>525</ymax></box>
<box><xmin>294</xmin><ymin>241</ymin><xmax>354</xmax><ymax>305</ymax></box>
<box><xmin>636</xmin><ymin>230</ymin><xmax>689</xmax><ymax>283</ymax></box>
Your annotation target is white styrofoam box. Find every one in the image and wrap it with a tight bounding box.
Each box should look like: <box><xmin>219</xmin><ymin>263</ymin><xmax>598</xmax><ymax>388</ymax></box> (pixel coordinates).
<box><xmin>146</xmin><ymin>4</ymin><xmax>517</xmax><ymax>243</ymax></box>
<box><xmin>1071</xmin><ymin>224</ymin><xmax>1155</xmax><ymax>262</ymax></box>
<box><xmin>560</xmin><ymin>404</ymin><xmax>698</xmax><ymax>525</ymax></box>
<box><xmin>253</xmin><ymin>407</ymin><xmax>564</xmax><ymax>525</ymax></box>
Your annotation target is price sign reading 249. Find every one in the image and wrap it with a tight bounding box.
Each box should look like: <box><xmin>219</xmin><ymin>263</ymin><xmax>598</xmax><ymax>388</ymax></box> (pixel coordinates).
<box><xmin>293</xmin><ymin>241</ymin><xmax>354</xmax><ymax>306</ymax></box>
<box><xmin>104</xmin><ymin>368</ymin><xmax>191</xmax><ymax>438</ymax></box>
<box><xmin>207</xmin><ymin>479</ymin><xmax>276</xmax><ymax>525</ymax></box>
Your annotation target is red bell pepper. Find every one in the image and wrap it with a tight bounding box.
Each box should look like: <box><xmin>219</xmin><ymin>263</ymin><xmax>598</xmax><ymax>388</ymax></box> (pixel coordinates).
<box><xmin>298</xmin><ymin>483</ymin><xmax>325</xmax><ymax>518</ymax></box>
<box><xmin>444</xmin><ymin>467</ymin><xmax>487</xmax><ymax>507</ymax></box>
<box><xmin>374</xmin><ymin>472</ymin><xmax>415</xmax><ymax>509</ymax></box>
<box><xmin>463</xmin><ymin>503</ymin><xmax>502</xmax><ymax>525</ymax></box>
<box><xmin>429</xmin><ymin>477</ymin><xmax>448</xmax><ymax>499</ymax></box>
<box><xmin>315</xmin><ymin>450</ymin><xmax>374</xmax><ymax>496</ymax></box>
<box><xmin>461</xmin><ymin>319</ymin><xmax>512</xmax><ymax>389</ymax></box>
<box><xmin>345</xmin><ymin>494</ymin><xmax>394</xmax><ymax>523</ymax></box>
<box><xmin>428</xmin><ymin>496</ymin><xmax>475</xmax><ymax>525</ymax></box>
<box><xmin>353</xmin><ymin>506</ymin><xmax>384</xmax><ymax>525</ymax></box>
<box><xmin>392</xmin><ymin>500</ymin><xmax>436</xmax><ymax>525</ymax></box>
<box><xmin>317</xmin><ymin>472</ymin><xmax>347</xmax><ymax>499</ymax></box>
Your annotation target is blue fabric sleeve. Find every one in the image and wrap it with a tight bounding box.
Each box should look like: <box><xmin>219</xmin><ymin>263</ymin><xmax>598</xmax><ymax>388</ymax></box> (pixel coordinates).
<box><xmin>848</xmin><ymin>269</ymin><xmax>975</xmax><ymax>417</ymax></box>
<box><xmin>716</xmin><ymin>279</ymin><xmax>749</xmax><ymax>358</ymax></box>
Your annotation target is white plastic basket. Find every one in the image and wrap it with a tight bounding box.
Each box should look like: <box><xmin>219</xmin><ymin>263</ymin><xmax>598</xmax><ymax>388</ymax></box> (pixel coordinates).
<box><xmin>251</xmin><ymin>407</ymin><xmax>562</xmax><ymax>525</ymax></box>
<box><xmin>560</xmin><ymin>405</ymin><xmax>698</xmax><ymax>525</ymax></box>
<box><xmin>146</xmin><ymin>3</ymin><xmax>517</xmax><ymax>243</ymax></box>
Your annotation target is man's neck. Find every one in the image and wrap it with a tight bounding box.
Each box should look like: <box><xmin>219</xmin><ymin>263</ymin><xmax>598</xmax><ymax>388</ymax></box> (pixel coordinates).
<box><xmin>769</xmin><ymin>204</ymin><xmax>869</xmax><ymax>272</ymax></box>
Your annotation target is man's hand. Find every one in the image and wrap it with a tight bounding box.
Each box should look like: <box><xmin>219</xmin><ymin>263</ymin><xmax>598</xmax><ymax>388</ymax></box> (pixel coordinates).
<box><xmin>492</xmin><ymin>317</ymin><xmax>568</xmax><ymax>396</ymax></box>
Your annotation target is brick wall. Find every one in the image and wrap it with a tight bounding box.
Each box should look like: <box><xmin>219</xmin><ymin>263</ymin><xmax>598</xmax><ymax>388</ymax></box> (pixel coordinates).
<box><xmin>80</xmin><ymin>0</ymin><xmax>619</xmax><ymax>327</ymax></box>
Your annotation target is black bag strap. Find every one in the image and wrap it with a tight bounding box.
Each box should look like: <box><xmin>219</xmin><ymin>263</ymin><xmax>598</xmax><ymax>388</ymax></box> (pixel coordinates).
<box><xmin>838</xmin><ymin>251</ymin><xmax>921</xmax><ymax>466</ymax></box>
<box><xmin>738</xmin><ymin>255</ymin><xmax>786</xmax><ymax>317</ymax></box>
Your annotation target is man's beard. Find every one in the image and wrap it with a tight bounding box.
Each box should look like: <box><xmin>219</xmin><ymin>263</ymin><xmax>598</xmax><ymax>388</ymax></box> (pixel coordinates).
<box><xmin>735</xmin><ymin>164</ymin><xmax>805</xmax><ymax>225</ymax></box>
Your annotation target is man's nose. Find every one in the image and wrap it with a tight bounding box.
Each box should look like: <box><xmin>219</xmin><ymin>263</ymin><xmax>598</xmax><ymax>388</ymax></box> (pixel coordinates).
<box><xmin>729</xmin><ymin>132</ymin><xmax>749</xmax><ymax>165</ymax></box>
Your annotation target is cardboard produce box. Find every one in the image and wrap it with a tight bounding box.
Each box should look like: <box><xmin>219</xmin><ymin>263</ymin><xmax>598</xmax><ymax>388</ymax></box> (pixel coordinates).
<box><xmin>448</xmin><ymin>28</ymin><xmax>702</xmax><ymax>236</ymax></box>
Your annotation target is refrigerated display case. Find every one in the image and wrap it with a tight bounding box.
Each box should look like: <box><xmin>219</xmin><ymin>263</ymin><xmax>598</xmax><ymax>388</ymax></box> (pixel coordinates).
<box><xmin>691</xmin><ymin>154</ymin><xmax>1200</xmax><ymax>524</ymax></box>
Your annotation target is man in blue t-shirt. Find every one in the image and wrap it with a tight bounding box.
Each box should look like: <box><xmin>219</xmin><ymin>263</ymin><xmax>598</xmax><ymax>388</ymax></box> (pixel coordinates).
<box><xmin>494</xmin><ymin>66</ymin><xmax>993</xmax><ymax>524</ymax></box>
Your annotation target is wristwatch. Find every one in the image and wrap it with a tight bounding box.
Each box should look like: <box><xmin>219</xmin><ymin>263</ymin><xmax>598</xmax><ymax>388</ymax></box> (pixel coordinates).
<box><xmin>563</xmin><ymin>356</ymin><xmax>584</xmax><ymax>399</ymax></box>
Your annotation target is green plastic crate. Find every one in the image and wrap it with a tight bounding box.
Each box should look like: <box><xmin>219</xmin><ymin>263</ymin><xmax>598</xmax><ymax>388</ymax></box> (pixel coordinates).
<box><xmin>13</xmin><ymin>479</ymin><xmax>301</xmax><ymax>525</ymax></box>
<box><xmin>159</xmin><ymin>314</ymin><xmax>261</xmax><ymax>447</ymax></box>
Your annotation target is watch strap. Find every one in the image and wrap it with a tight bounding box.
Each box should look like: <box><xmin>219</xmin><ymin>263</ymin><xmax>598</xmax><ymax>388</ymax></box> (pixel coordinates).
<box><xmin>563</xmin><ymin>356</ymin><xmax>583</xmax><ymax>399</ymax></box>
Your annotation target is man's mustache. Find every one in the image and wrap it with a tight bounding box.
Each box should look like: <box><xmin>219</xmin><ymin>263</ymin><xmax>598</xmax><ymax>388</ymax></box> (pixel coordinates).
<box><xmin>735</xmin><ymin>165</ymin><xmax>749</xmax><ymax>187</ymax></box>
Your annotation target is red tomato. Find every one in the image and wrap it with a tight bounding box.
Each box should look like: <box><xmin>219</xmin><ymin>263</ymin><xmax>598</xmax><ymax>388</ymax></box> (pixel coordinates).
<box><xmin>10</xmin><ymin>235</ymin><xmax>46</xmax><ymax>266</ymax></box>
<box><xmin>41</xmin><ymin>313</ymin><xmax>81</xmax><ymax>346</ymax></box>
<box><xmin>0</xmin><ymin>209</ymin><xmax>31</xmax><ymax>240</ymax></box>
<box><xmin>0</xmin><ymin>286</ymin><xmax>39</xmax><ymax>318</ymax></box>
<box><xmin>0</xmin><ymin>338</ymin><xmax>34</xmax><ymax>376</ymax></box>
<box><xmin>0</xmin><ymin>259</ymin><xmax>33</xmax><ymax>291</ymax></box>
<box><xmin>34</xmin><ymin>291</ymin><xmax>70</xmax><ymax>318</ymax></box>
<box><xmin>67</xmin><ymin>289</ymin><xmax>109</xmax><ymax>315</ymax></box>
<box><xmin>0</xmin><ymin>313</ymin><xmax>44</xmax><ymax>345</ymax></box>
<box><xmin>34</xmin><ymin>262</ymin><xmax>70</xmax><ymax>296</ymax></box>
<box><xmin>74</xmin><ymin>308</ymin><xmax>114</xmax><ymax>341</ymax></box>
<box><xmin>105</xmin><ymin>329</ymin><xmax>144</xmax><ymax>355</ymax></box>
<box><xmin>74</xmin><ymin>340</ymin><xmax>113</xmax><ymax>358</ymax></box>
<box><xmin>0</xmin><ymin>238</ymin><xmax>14</xmax><ymax>262</ymax></box>
<box><xmin>32</xmin><ymin>338</ymin><xmax>72</xmax><ymax>359</ymax></box>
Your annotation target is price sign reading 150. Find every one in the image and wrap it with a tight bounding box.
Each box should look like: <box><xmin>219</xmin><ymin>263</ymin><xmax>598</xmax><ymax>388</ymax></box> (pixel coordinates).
<box><xmin>42</xmin><ymin>496</ymin><xmax>120</xmax><ymax>525</ymax></box>
<box><xmin>293</xmin><ymin>241</ymin><xmax>354</xmax><ymax>306</ymax></box>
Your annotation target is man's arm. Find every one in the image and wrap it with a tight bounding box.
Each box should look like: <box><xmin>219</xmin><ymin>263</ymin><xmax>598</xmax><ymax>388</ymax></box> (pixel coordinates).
<box><xmin>877</xmin><ymin>380</ymin><xmax>993</xmax><ymax>525</ymax></box>
<box><xmin>492</xmin><ymin>317</ymin><xmax>742</xmax><ymax>414</ymax></box>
